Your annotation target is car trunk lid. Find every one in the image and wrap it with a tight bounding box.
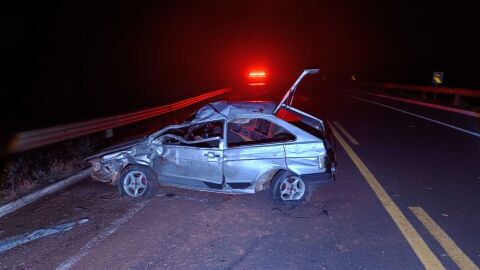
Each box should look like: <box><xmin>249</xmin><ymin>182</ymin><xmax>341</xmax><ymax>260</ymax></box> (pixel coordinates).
<box><xmin>273</xmin><ymin>69</ymin><xmax>319</xmax><ymax>115</ymax></box>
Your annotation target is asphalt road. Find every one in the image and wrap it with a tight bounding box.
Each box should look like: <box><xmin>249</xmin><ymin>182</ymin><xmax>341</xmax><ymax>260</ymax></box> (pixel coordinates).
<box><xmin>0</xmin><ymin>87</ymin><xmax>479</xmax><ymax>269</ymax></box>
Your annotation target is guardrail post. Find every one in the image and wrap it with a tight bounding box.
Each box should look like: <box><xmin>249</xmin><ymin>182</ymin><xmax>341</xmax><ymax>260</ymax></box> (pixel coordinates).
<box><xmin>105</xmin><ymin>128</ymin><xmax>114</xmax><ymax>138</ymax></box>
<box><xmin>422</xmin><ymin>91</ymin><xmax>427</xmax><ymax>100</ymax></box>
<box><xmin>454</xmin><ymin>94</ymin><xmax>461</xmax><ymax>106</ymax></box>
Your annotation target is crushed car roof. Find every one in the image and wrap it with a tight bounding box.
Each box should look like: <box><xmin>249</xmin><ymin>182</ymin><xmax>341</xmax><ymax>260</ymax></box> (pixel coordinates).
<box><xmin>191</xmin><ymin>101</ymin><xmax>276</xmax><ymax>123</ymax></box>
<box><xmin>191</xmin><ymin>69</ymin><xmax>320</xmax><ymax>123</ymax></box>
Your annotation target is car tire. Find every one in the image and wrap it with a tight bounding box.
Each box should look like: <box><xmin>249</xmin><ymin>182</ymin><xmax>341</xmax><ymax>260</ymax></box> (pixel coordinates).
<box><xmin>271</xmin><ymin>170</ymin><xmax>310</xmax><ymax>202</ymax></box>
<box><xmin>118</xmin><ymin>165</ymin><xmax>157</xmax><ymax>199</ymax></box>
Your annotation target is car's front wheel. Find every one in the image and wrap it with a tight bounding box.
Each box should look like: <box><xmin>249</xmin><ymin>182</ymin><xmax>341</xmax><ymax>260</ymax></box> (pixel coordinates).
<box><xmin>118</xmin><ymin>165</ymin><xmax>157</xmax><ymax>199</ymax></box>
<box><xmin>271</xmin><ymin>171</ymin><xmax>309</xmax><ymax>202</ymax></box>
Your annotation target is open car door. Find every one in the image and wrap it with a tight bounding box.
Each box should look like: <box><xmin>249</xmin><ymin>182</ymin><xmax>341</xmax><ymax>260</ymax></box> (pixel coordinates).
<box><xmin>152</xmin><ymin>121</ymin><xmax>225</xmax><ymax>189</ymax></box>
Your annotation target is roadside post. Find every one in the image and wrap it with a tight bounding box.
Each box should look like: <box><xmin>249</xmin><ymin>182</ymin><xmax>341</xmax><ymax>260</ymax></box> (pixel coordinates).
<box><xmin>432</xmin><ymin>72</ymin><xmax>444</xmax><ymax>101</ymax></box>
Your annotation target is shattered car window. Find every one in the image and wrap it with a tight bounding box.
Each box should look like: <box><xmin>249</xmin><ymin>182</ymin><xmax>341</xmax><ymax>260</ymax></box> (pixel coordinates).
<box><xmin>186</xmin><ymin>121</ymin><xmax>223</xmax><ymax>140</ymax></box>
<box><xmin>163</xmin><ymin>121</ymin><xmax>224</xmax><ymax>148</ymax></box>
<box><xmin>227</xmin><ymin>118</ymin><xmax>295</xmax><ymax>147</ymax></box>
<box><xmin>287</xmin><ymin>121</ymin><xmax>325</xmax><ymax>140</ymax></box>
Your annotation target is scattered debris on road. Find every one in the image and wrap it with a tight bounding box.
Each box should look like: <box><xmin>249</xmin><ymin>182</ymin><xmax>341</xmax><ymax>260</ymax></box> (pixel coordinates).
<box><xmin>272</xmin><ymin>201</ymin><xmax>329</xmax><ymax>219</ymax></box>
<box><xmin>56</xmin><ymin>201</ymin><xmax>149</xmax><ymax>270</ymax></box>
<box><xmin>157</xmin><ymin>190</ymin><xmax>230</xmax><ymax>204</ymax></box>
<box><xmin>74</xmin><ymin>206</ymin><xmax>90</xmax><ymax>211</ymax></box>
<box><xmin>0</xmin><ymin>218</ymin><xmax>89</xmax><ymax>253</ymax></box>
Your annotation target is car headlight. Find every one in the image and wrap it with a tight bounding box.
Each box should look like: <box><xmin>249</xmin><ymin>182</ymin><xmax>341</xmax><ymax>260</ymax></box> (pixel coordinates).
<box><xmin>91</xmin><ymin>160</ymin><xmax>102</xmax><ymax>171</ymax></box>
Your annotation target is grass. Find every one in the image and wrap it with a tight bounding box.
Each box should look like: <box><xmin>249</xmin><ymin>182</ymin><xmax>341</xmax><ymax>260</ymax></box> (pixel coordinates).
<box><xmin>0</xmin><ymin>137</ymin><xmax>95</xmax><ymax>203</ymax></box>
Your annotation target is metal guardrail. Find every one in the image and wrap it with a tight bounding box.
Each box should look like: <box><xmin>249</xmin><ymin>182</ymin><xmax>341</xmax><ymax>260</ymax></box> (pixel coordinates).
<box><xmin>364</xmin><ymin>83</ymin><xmax>480</xmax><ymax>106</ymax></box>
<box><xmin>7</xmin><ymin>88</ymin><xmax>231</xmax><ymax>154</ymax></box>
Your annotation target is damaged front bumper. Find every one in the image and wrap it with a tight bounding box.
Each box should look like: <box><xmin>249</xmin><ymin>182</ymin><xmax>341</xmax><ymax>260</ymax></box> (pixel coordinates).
<box><xmin>90</xmin><ymin>158</ymin><xmax>124</xmax><ymax>184</ymax></box>
<box><xmin>88</xmin><ymin>145</ymin><xmax>150</xmax><ymax>184</ymax></box>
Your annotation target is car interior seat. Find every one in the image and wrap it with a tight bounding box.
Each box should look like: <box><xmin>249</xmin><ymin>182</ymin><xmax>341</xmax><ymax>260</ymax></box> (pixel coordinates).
<box><xmin>212</xmin><ymin>126</ymin><xmax>222</xmax><ymax>137</ymax></box>
<box><xmin>231</xmin><ymin>123</ymin><xmax>242</xmax><ymax>132</ymax></box>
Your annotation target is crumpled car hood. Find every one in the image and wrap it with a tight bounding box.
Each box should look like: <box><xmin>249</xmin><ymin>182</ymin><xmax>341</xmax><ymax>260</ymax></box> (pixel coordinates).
<box><xmin>86</xmin><ymin>137</ymin><xmax>148</xmax><ymax>160</ymax></box>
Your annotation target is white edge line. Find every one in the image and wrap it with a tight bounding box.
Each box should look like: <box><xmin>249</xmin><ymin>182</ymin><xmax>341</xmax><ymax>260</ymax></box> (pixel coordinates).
<box><xmin>356</xmin><ymin>91</ymin><xmax>480</xmax><ymax>118</ymax></box>
<box><xmin>56</xmin><ymin>200</ymin><xmax>150</xmax><ymax>270</ymax></box>
<box><xmin>342</xmin><ymin>94</ymin><xmax>480</xmax><ymax>139</ymax></box>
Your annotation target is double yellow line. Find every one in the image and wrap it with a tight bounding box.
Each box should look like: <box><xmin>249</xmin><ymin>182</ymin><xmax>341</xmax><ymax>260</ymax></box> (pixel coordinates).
<box><xmin>329</xmin><ymin>122</ymin><xmax>478</xmax><ymax>270</ymax></box>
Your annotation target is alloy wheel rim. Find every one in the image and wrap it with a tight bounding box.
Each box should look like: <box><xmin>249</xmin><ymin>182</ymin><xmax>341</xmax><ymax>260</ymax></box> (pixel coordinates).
<box><xmin>123</xmin><ymin>170</ymin><xmax>148</xmax><ymax>197</ymax></box>
<box><xmin>279</xmin><ymin>176</ymin><xmax>305</xmax><ymax>201</ymax></box>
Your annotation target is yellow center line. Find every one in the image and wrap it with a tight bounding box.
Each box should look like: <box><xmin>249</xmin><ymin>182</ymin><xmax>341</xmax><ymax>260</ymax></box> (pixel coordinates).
<box><xmin>332</xmin><ymin>121</ymin><xmax>360</xmax><ymax>145</ymax></box>
<box><xmin>409</xmin><ymin>207</ymin><xmax>479</xmax><ymax>270</ymax></box>
<box><xmin>330</xmin><ymin>124</ymin><xmax>445</xmax><ymax>270</ymax></box>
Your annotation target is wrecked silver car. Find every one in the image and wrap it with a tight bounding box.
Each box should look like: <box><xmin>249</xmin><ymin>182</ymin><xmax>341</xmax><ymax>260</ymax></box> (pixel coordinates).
<box><xmin>87</xmin><ymin>69</ymin><xmax>336</xmax><ymax>201</ymax></box>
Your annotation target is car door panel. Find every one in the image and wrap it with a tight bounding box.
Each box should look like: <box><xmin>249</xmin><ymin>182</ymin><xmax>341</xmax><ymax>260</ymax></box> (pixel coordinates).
<box><xmin>224</xmin><ymin>144</ymin><xmax>286</xmax><ymax>187</ymax></box>
<box><xmin>153</xmin><ymin>145</ymin><xmax>223</xmax><ymax>186</ymax></box>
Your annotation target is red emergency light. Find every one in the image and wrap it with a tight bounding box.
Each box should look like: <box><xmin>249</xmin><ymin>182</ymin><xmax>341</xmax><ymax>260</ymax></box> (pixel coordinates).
<box><xmin>248</xmin><ymin>71</ymin><xmax>266</xmax><ymax>78</ymax></box>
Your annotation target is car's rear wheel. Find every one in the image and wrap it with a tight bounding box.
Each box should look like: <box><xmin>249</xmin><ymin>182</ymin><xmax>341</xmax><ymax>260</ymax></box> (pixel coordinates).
<box><xmin>118</xmin><ymin>165</ymin><xmax>156</xmax><ymax>199</ymax></box>
<box><xmin>271</xmin><ymin>171</ymin><xmax>309</xmax><ymax>202</ymax></box>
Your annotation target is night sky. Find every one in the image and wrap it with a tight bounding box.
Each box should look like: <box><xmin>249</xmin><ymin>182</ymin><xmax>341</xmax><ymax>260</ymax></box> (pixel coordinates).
<box><xmin>1</xmin><ymin>0</ymin><xmax>479</xmax><ymax>133</ymax></box>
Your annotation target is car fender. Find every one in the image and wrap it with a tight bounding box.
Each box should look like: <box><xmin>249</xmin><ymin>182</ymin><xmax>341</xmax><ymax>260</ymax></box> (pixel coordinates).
<box><xmin>284</xmin><ymin>142</ymin><xmax>326</xmax><ymax>176</ymax></box>
<box><xmin>254</xmin><ymin>165</ymin><xmax>288</xmax><ymax>192</ymax></box>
